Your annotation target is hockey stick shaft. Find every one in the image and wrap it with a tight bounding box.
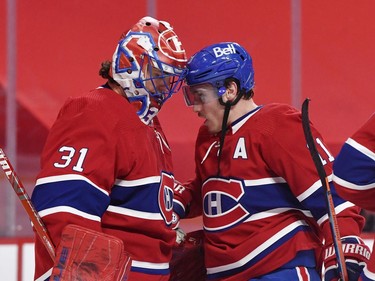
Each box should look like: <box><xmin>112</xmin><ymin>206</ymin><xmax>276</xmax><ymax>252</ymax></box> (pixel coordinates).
<box><xmin>301</xmin><ymin>99</ymin><xmax>348</xmax><ymax>281</ymax></box>
<box><xmin>0</xmin><ymin>148</ymin><xmax>55</xmax><ymax>260</ymax></box>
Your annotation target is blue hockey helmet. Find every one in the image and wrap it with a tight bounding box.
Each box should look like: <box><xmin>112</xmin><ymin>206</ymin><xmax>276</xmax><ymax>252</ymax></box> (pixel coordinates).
<box><xmin>183</xmin><ymin>42</ymin><xmax>254</xmax><ymax>105</ymax></box>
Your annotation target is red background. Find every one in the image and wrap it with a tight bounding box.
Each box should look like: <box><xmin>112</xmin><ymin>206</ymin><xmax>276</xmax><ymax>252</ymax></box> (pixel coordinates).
<box><xmin>0</xmin><ymin>0</ymin><xmax>374</xmax><ymax>188</ymax></box>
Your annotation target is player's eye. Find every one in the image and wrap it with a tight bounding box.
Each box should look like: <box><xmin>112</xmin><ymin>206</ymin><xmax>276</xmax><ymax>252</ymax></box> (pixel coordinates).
<box><xmin>199</xmin><ymin>93</ymin><xmax>208</xmax><ymax>103</ymax></box>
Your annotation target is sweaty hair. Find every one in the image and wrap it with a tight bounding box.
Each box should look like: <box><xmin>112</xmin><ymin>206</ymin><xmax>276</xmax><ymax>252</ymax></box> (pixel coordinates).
<box><xmin>224</xmin><ymin>78</ymin><xmax>254</xmax><ymax>99</ymax></box>
<box><xmin>99</xmin><ymin>60</ymin><xmax>116</xmax><ymax>84</ymax></box>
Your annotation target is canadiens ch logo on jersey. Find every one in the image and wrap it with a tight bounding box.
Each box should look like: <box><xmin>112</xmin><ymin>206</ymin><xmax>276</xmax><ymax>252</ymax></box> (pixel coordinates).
<box><xmin>203</xmin><ymin>178</ymin><xmax>249</xmax><ymax>231</ymax></box>
<box><xmin>158</xmin><ymin>172</ymin><xmax>174</xmax><ymax>226</ymax></box>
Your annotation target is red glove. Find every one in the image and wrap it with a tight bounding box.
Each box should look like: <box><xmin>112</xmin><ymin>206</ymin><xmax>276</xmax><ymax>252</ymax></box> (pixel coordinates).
<box><xmin>323</xmin><ymin>236</ymin><xmax>370</xmax><ymax>281</ymax></box>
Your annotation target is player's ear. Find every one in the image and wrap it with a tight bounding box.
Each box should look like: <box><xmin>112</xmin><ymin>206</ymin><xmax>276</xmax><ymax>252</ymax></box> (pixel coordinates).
<box><xmin>225</xmin><ymin>81</ymin><xmax>238</xmax><ymax>102</ymax></box>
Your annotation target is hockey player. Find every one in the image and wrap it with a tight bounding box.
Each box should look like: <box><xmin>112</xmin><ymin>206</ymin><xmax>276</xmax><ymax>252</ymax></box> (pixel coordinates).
<box><xmin>333</xmin><ymin>113</ymin><xmax>375</xmax><ymax>281</ymax></box>
<box><xmin>173</xmin><ymin>42</ymin><xmax>370</xmax><ymax>280</ymax></box>
<box><xmin>31</xmin><ymin>16</ymin><xmax>187</xmax><ymax>281</ymax></box>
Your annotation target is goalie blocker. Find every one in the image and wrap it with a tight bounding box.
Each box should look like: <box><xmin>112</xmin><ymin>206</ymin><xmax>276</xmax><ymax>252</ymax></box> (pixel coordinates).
<box><xmin>50</xmin><ymin>224</ymin><xmax>131</xmax><ymax>281</ymax></box>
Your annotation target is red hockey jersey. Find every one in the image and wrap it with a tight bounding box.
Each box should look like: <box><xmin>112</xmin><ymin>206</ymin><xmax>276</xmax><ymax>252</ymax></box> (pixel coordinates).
<box><xmin>333</xmin><ymin>113</ymin><xmax>375</xmax><ymax>281</ymax></box>
<box><xmin>31</xmin><ymin>86</ymin><xmax>176</xmax><ymax>281</ymax></box>
<box><xmin>174</xmin><ymin>103</ymin><xmax>365</xmax><ymax>280</ymax></box>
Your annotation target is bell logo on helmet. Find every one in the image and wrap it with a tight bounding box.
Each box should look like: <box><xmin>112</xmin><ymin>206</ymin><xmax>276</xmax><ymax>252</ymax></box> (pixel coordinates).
<box><xmin>213</xmin><ymin>44</ymin><xmax>236</xmax><ymax>58</ymax></box>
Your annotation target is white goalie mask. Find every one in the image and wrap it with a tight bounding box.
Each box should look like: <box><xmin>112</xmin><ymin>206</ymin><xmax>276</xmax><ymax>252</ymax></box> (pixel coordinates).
<box><xmin>111</xmin><ymin>16</ymin><xmax>187</xmax><ymax>125</ymax></box>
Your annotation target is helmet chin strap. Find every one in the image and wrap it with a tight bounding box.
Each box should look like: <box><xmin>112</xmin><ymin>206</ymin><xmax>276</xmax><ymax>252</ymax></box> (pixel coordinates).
<box><xmin>217</xmin><ymin>91</ymin><xmax>244</xmax><ymax>176</ymax></box>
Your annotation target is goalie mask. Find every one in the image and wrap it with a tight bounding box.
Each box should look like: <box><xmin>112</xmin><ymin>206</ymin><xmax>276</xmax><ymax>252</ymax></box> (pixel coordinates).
<box><xmin>111</xmin><ymin>16</ymin><xmax>187</xmax><ymax>124</ymax></box>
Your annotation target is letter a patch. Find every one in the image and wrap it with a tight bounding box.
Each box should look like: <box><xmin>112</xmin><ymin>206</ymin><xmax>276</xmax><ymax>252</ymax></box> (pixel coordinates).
<box><xmin>233</xmin><ymin>137</ymin><xmax>248</xmax><ymax>159</ymax></box>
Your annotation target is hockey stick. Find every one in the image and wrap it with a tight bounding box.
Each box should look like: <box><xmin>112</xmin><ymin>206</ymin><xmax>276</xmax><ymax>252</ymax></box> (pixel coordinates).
<box><xmin>0</xmin><ymin>148</ymin><xmax>55</xmax><ymax>260</ymax></box>
<box><xmin>301</xmin><ymin>99</ymin><xmax>348</xmax><ymax>281</ymax></box>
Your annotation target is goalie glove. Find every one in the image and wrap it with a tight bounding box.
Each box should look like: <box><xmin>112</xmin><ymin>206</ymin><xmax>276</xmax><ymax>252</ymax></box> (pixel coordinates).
<box><xmin>50</xmin><ymin>224</ymin><xmax>131</xmax><ymax>281</ymax></box>
<box><xmin>323</xmin><ymin>236</ymin><xmax>370</xmax><ymax>281</ymax></box>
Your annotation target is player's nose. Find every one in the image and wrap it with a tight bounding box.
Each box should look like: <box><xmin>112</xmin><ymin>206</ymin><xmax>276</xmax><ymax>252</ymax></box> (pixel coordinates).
<box><xmin>193</xmin><ymin>103</ymin><xmax>202</xmax><ymax>113</ymax></box>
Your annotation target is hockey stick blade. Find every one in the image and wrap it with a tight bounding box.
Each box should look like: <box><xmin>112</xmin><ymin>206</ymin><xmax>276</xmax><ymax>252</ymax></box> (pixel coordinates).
<box><xmin>301</xmin><ymin>99</ymin><xmax>348</xmax><ymax>281</ymax></box>
<box><xmin>0</xmin><ymin>148</ymin><xmax>55</xmax><ymax>259</ymax></box>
